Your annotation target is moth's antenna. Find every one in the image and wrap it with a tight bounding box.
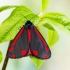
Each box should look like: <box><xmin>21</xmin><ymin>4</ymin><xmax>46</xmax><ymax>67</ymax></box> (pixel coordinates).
<box><xmin>30</xmin><ymin>13</ymin><xmax>39</xmax><ymax>21</ymax></box>
<box><xmin>19</xmin><ymin>11</ymin><xmax>39</xmax><ymax>21</ymax></box>
<box><xmin>19</xmin><ymin>11</ymin><xmax>28</xmax><ymax>20</ymax></box>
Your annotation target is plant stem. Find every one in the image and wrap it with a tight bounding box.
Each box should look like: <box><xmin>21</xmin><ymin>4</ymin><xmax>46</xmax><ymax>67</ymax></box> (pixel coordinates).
<box><xmin>2</xmin><ymin>53</ymin><xmax>9</xmax><ymax>70</ymax></box>
<box><xmin>2</xmin><ymin>41</ymin><xmax>12</xmax><ymax>70</ymax></box>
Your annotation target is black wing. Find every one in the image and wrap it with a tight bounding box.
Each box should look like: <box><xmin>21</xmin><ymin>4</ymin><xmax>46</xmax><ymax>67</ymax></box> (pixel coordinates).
<box><xmin>30</xmin><ymin>26</ymin><xmax>51</xmax><ymax>59</ymax></box>
<box><xmin>7</xmin><ymin>26</ymin><xmax>29</xmax><ymax>59</ymax></box>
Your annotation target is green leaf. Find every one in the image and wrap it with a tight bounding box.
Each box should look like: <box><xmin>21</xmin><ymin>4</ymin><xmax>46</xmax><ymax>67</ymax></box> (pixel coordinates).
<box><xmin>43</xmin><ymin>23</ymin><xmax>59</xmax><ymax>46</ymax></box>
<box><xmin>0</xmin><ymin>6</ymin><xmax>40</xmax><ymax>43</ymax></box>
<box><xmin>43</xmin><ymin>23</ymin><xmax>54</xmax><ymax>30</ymax></box>
<box><xmin>0</xmin><ymin>51</ymin><xmax>3</xmax><ymax>63</ymax></box>
<box><xmin>30</xmin><ymin>56</ymin><xmax>44</xmax><ymax>68</ymax></box>
<box><xmin>37</xmin><ymin>18</ymin><xmax>59</xmax><ymax>46</ymax></box>
<box><xmin>41</xmin><ymin>0</ymin><xmax>50</xmax><ymax>12</ymax></box>
<box><xmin>0</xmin><ymin>6</ymin><xmax>17</xmax><ymax>12</ymax></box>
<box><xmin>42</xmin><ymin>12</ymin><xmax>70</xmax><ymax>35</ymax></box>
<box><xmin>47</xmin><ymin>29</ymin><xmax>59</xmax><ymax>46</ymax></box>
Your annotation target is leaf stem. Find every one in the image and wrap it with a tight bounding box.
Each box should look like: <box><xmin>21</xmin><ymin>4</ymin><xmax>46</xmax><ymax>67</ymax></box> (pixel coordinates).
<box><xmin>2</xmin><ymin>41</ymin><xmax>11</xmax><ymax>70</ymax></box>
<box><xmin>2</xmin><ymin>53</ymin><xmax>9</xmax><ymax>70</ymax></box>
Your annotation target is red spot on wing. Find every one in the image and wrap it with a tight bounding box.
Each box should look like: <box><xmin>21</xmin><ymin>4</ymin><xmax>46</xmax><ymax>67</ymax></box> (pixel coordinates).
<box><xmin>34</xmin><ymin>27</ymin><xmax>47</xmax><ymax>47</ymax></box>
<box><xmin>21</xmin><ymin>50</ymin><xmax>26</xmax><ymax>56</ymax></box>
<box><xmin>33</xmin><ymin>50</ymin><xmax>38</xmax><ymax>56</ymax></box>
<box><xmin>11</xmin><ymin>55</ymin><xmax>16</xmax><ymax>58</ymax></box>
<box><xmin>44</xmin><ymin>55</ymin><xmax>49</xmax><ymax>59</ymax></box>
<box><xmin>28</xmin><ymin>29</ymin><xmax>31</xmax><ymax>42</ymax></box>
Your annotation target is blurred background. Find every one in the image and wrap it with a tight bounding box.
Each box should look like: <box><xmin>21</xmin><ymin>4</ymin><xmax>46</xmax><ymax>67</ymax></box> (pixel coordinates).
<box><xmin>0</xmin><ymin>0</ymin><xmax>70</xmax><ymax>70</ymax></box>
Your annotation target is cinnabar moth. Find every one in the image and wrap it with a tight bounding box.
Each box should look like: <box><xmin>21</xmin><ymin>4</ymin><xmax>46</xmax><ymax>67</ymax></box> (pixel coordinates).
<box><xmin>7</xmin><ymin>20</ymin><xmax>51</xmax><ymax>59</ymax></box>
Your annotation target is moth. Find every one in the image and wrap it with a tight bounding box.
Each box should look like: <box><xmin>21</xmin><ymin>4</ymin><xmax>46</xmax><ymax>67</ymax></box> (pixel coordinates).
<box><xmin>7</xmin><ymin>20</ymin><xmax>51</xmax><ymax>59</ymax></box>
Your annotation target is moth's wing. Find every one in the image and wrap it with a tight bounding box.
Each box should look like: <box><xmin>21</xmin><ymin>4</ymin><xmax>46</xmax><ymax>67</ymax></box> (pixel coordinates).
<box><xmin>7</xmin><ymin>26</ymin><xmax>29</xmax><ymax>59</ymax></box>
<box><xmin>30</xmin><ymin>26</ymin><xmax>51</xmax><ymax>59</ymax></box>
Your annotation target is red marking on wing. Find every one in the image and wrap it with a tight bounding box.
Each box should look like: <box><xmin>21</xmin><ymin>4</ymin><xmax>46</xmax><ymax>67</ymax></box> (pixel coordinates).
<box><xmin>11</xmin><ymin>55</ymin><xmax>16</xmax><ymax>58</ymax></box>
<box><xmin>46</xmin><ymin>47</ymin><xmax>50</xmax><ymax>52</ymax></box>
<box><xmin>33</xmin><ymin>50</ymin><xmax>38</xmax><ymax>56</ymax></box>
<box><xmin>34</xmin><ymin>27</ymin><xmax>46</xmax><ymax>47</ymax></box>
<box><xmin>9</xmin><ymin>26</ymin><xmax>24</xmax><ymax>51</ymax></box>
<box><xmin>34</xmin><ymin>27</ymin><xmax>50</xmax><ymax>52</ymax></box>
<box><xmin>21</xmin><ymin>50</ymin><xmax>26</xmax><ymax>56</ymax></box>
<box><xmin>9</xmin><ymin>47</ymin><xmax>13</xmax><ymax>52</ymax></box>
<box><xmin>44</xmin><ymin>55</ymin><xmax>49</xmax><ymax>58</ymax></box>
<box><xmin>28</xmin><ymin>49</ymin><xmax>31</xmax><ymax>55</ymax></box>
<box><xmin>27</xmin><ymin>29</ymin><xmax>31</xmax><ymax>42</ymax></box>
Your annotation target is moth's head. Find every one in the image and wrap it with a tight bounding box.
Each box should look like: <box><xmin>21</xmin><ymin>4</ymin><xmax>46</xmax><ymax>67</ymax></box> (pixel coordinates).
<box><xmin>26</xmin><ymin>20</ymin><xmax>32</xmax><ymax>23</ymax></box>
<box><xmin>25</xmin><ymin>20</ymin><xmax>33</xmax><ymax>28</ymax></box>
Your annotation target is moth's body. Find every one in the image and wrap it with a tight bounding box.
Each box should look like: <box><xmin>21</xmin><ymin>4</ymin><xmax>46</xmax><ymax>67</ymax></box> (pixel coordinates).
<box><xmin>7</xmin><ymin>20</ymin><xmax>51</xmax><ymax>59</ymax></box>
<box><xmin>25</xmin><ymin>21</ymin><xmax>33</xmax><ymax>29</ymax></box>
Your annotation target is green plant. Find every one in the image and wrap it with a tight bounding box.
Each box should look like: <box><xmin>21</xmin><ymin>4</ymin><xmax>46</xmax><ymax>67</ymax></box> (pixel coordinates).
<box><xmin>0</xmin><ymin>0</ymin><xmax>70</xmax><ymax>69</ymax></box>
<box><xmin>0</xmin><ymin>51</ymin><xmax>2</xmax><ymax>63</ymax></box>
